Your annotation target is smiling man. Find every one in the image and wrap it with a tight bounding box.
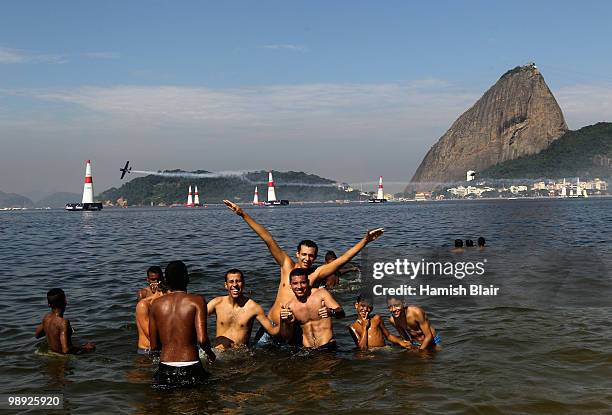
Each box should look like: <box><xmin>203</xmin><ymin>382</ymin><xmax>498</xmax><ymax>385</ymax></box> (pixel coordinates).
<box><xmin>223</xmin><ymin>200</ymin><xmax>384</xmax><ymax>328</ymax></box>
<box><xmin>280</xmin><ymin>268</ymin><xmax>345</xmax><ymax>350</ymax></box>
<box><xmin>207</xmin><ymin>269</ymin><xmax>280</xmax><ymax>349</ymax></box>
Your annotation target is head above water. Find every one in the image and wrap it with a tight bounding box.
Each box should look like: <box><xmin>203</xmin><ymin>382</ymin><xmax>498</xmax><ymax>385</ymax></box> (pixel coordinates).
<box><xmin>465</xmin><ymin>239</ymin><xmax>474</xmax><ymax>247</ymax></box>
<box><xmin>296</xmin><ymin>240</ymin><xmax>318</xmax><ymax>268</ymax></box>
<box><xmin>478</xmin><ymin>237</ymin><xmax>486</xmax><ymax>247</ymax></box>
<box><xmin>386</xmin><ymin>295</ymin><xmax>405</xmax><ymax>318</ymax></box>
<box><xmin>454</xmin><ymin>239</ymin><xmax>464</xmax><ymax>248</ymax></box>
<box><xmin>47</xmin><ymin>288</ymin><xmax>66</xmax><ymax>310</ymax></box>
<box><xmin>146</xmin><ymin>266</ymin><xmax>163</xmax><ymax>292</ymax></box>
<box><xmin>324</xmin><ymin>250</ymin><xmax>337</xmax><ymax>263</ymax></box>
<box><xmin>289</xmin><ymin>268</ymin><xmax>311</xmax><ymax>299</ymax></box>
<box><xmin>165</xmin><ymin>260</ymin><xmax>189</xmax><ymax>291</ymax></box>
<box><xmin>224</xmin><ymin>269</ymin><xmax>244</xmax><ymax>298</ymax></box>
<box><xmin>355</xmin><ymin>293</ymin><xmax>374</xmax><ymax>317</ymax></box>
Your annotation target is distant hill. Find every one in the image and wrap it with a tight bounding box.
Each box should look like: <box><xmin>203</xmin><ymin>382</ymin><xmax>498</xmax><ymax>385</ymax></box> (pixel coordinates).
<box><xmin>35</xmin><ymin>192</ymin><xmax>81</xmax><ymax>208</ymax></box>
<box><xmin>98</xmin><ymin>170</ymin><xmax>361</xmax><ymax>205</ymax></box>
<box><xmin>480</xmin><ymin>122</ymin><xmax>612</xmax><ymax>179</ymax></box>
<box><xmin>0</xmin><ymin>191</ymin><xmax>34</xmax><ymax>208</ymax></box>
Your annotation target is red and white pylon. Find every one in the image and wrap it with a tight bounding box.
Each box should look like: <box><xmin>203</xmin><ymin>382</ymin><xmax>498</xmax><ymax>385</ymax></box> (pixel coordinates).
<box><xmin>194</xmin><ymin>186</ymin><xmax>200</xmax><ymax>206</ymax></box>
<box><xmin>253</xmin><ymin>186</ymin><xmax>259</xmax><ymax>205</ymax></box>
<box><xmin>376</xmin><ymin>176</ymin><xmax>384</xmax><ymax>200</ymax></box>
<box><xmin>186</xmin><ymin>185</ymin><xmax>194</xmax><ymax>207</ymax></box>
<box><xmin>267</xmin><ymin>171</ymin><xmax>277</xmax><ymax>202</ymax></box>
<box><xmin>81</xmin><ymin>160</ymin><xmax>94</xmax><ymax>204</ymax></box>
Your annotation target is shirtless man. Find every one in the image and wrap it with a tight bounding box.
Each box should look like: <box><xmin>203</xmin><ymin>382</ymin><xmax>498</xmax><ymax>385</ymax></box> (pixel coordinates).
<box><xmin>35</xmin><ymin>288</ymin><xmax>95</xmax><ymax>354</ymax></box>
<box><xmin>207</xmin><ymin>269</ymin><xmax>280</xmax><ymax>349</ymax></box>
<box><xmin>224</xmin><ymin>199</ymin><xmax>383</xmax><ymax>327</ymax></box>
<box><xmin>136</xmin><ymin>274</ymin><xmax>166</xmax><ymax>355</ymax></box>
<box><xmin>348</xmin><ymin>294</ymin><xmax>411</xmax><ymax>351</ymax></box>
<box><xmin>280</xmin><ymin>268</ymin><xmax>345</xmax><ymax>350</ymax></box>
<box><xmin>386</xmin><ymin>295</ymin><xmax>442</xmax><ymax>351</ymax></box>
<box><xmin>314</xmin><ymin>250</ymin><xmax>360</xmax><ymax>289</ymax></box>
<box><xmin>149</xmin><ymin>261</ymin><xmax>216</xmax><ymax>388</ymax></box>
<box><xmin>137</xmin><ymin>266</ymin><xmax>163</xmax><ymax>301</ymax></box>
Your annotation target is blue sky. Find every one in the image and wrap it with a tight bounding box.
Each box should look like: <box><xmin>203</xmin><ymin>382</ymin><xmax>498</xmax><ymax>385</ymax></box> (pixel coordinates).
<box><xmin>1</xmin><ymin>1</ymin><xmax>611</xmax><ymax>196</ymax></box>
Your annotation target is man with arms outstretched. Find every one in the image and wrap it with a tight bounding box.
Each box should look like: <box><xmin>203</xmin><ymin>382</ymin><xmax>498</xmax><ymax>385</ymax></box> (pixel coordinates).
<box><xmin>207</xmin><ymin>269</ymin><xmax>280</xmax><ymax>349</ymax></box>
<box><xmin>223</xmin><ymin>199</ymin><xmax>384</xmax><ymax>328</ymax></box>
<box><xmin>280</xmin><ymin>268</ymin><xmax>345</xmax><ymax>350</ymax></box>
<box><xmin>149</xmin><ymin>261</ymin><xmax>216</xmax><ymax>388</ymax></box>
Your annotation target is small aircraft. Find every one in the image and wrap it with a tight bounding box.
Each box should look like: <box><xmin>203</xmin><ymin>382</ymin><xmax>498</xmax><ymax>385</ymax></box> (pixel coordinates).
<box><xmin>120</xmin><ymin>161</ymin><xmax>132</xmax><ymax>179</ymax></box>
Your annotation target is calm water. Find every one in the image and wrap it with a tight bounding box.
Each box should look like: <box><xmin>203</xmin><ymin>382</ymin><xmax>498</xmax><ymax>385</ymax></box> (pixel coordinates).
<box><xmin>1</xmin><ymin>200</ymin><xmax>611</xmax><ymax>414</ymax></box>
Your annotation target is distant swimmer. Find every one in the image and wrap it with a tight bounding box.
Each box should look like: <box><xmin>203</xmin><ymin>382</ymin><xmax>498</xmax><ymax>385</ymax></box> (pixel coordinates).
<box><xmin>280</xmin><ymin>268</ymin><xmax>345</xmax><ymax>350</ymax></box>
<box><xmin>223</xmin><ymin>199</ymin><xmax>383</xmax><ymax>328</ymax></box>
<box><xmin>465</xmin><ymin>239</ymin><xmax>475</xmax><ymax>248</ymax></box>
<box><xmin>137</xmin><ymin>266</ymin><xmax>163</xmax><ymax>301</ymax></box>
<box><xmin>348</xmin><ymin>294</ymin><xmax>411</xmax><ymax>351</ymax></box>
<box><xmin>478</xmin><ymin>237</ymin><xmax>486</xmax><ymax>251</ymax></box>
<box><xmin>35</xmin><ymin>288</ymin><xmax>95</xmax><ymax>354</ymax></box>
<box><xmin>451</xmin><ymin>239</ymin><xmax>464</xmax><ymax>253</ymax></box>
<box><xmin>386</xmin><ymin>296</ymin><xmax>442</xmax><ymax>351</ymax></box>
<box><xmin>207</xmin><ymin>269</ymin><xmax>280</xmax><ymax>349</ymax></box>
<box><xmin>149</xmin><ymin>261</ymin><xmax>215</xmax><ymax>388</ymax></box>
<box><xmin>313</xmin><ymin>250</ymin><xmax>360</xmax><ymax>289</ymax></box>
<box><xmin>136</xmin><ymin>272</ymin><xmax>167</xmax><ymax>355</ymax></box>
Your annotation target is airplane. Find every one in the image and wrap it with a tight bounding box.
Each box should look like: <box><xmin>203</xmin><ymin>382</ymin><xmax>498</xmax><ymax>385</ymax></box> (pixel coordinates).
<box><xmin>120</xmin><ymin>161</ymin><xmax>132</xmax><ymax>179</ymax></box>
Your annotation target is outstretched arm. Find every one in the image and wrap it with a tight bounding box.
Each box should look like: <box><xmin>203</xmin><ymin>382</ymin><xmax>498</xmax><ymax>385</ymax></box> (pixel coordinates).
<box><xmin>310</xmin><ymin>228</ymin><xmax>384</xmax><ymax>285</ymax></box>
<box><xmin>224</xmin><ymin>200</ymin><xmax>293</xmax><ymax>269</ymax></box>
<box><xmin>254</xmin><ymin>304</ymin><xmax>280</xmax><ymax>337</ymax></box>
<box><xmin>380</xmin><ymin>319</ymin><xmax>411</xmax><ymax>348</ymax></box>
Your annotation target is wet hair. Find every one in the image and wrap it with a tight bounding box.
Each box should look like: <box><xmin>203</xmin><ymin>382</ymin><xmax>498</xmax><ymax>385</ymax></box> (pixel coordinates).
<box><xmin>289</xmin><ymin>267</ymin><xmax>311</xmax><ymax>281</ymax></box>
<box><xmin>465</xmin><ymin>239</ymin><xmax>474</xmax><ymax>247</ymax></box>
<box><xmin>324</xmin><ymin>250</ymin><xmax>337</xmax><ymax>262</ymax></box>
<box><xmin>147</xmin><ymin>266</ymin><xmax>163</xmax><ymax>277</ymax></box>
<box><xmin>386</xmin><ymin>294</ymin><xmax>404</xmax><ymax>306</ymax></box>
<box><xmin>165</xmin><ymin>260</ymin><xmax>189</xmax><ymax>291</ymax></box>
<box><xmin>297</xmin><ymin>240</ymin><xmax>318</xmax><ymax>257</ymax></box>
<box><xmin>478</xmin><ymin>237</ymin><xmax>486</xmax><ymax>247</ymax></box>
<box><xmin>47</xmin><ymin>288</ymin><xmax>66</xmax><ymax>309</ymax></box>
<box><xmin>224</xmin><ymin>268</ymin><xmax>244</xmax><ymax>282</ymax></box>
<box><xmin>454</xmin><ymin>239</ymin><xmax>464</xmax><ymax>248</ymax></box>
<box><xmin>356</xmin><ymin>293</ymin><xmax>373</xmax><ymax>308</ymax></box>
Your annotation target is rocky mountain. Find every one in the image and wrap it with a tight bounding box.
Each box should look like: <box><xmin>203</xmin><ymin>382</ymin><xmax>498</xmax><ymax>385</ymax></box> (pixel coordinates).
<box><xmin>410</xmin><ymin>64</ymin><xmax>568</xmax><ymax>187</ymax></box>
<box><xmin>480</xmin><ymin>122</ymin><xmax>612</xmax><ymax>179</ymax></box>
<box><xmin>98</xmin><ymin>170</ymin><xmax>361</xmax><ymax>205</ymax></box>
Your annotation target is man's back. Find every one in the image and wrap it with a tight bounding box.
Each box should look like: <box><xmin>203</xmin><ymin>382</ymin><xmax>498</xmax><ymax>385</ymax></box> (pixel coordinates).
<box><xmin>42</xmin><ymin>312</ymin><xmax>70</xmax><ymax>354</ymax></box>
<box><xmin>150</xmin><ymin>292</ymin><xmax>204</xmax><ymax>362</ymax></box>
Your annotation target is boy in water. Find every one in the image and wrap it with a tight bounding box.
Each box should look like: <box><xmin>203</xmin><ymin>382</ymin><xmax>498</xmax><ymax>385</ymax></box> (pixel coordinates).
<box><xmin>386</xmin><ymin>295</ymin><xmax>442</xmax><ymax>351</ymax></box>
<box><xmin>313</xmin><ymin>251</ymin><xmax>360</xmax><ymax>289</ymax></box>
<box><xmin>137</xmin><ymin>266</ymin><xmax>163</xmax><ymax>301</ymax></box>
<box><xmin>136</xmin><ymin>271</ymin><xmax>167</xmax><ymax>355</ymax></box>
<box><xmin>35</xmin><ymin>288</ymin><xmax>95</xmax><ymax>354</ymax></box>
<box><xmin>348</xmin><ymin>294</ymin><xmax>412</xmax><ymax>351</ymax></box>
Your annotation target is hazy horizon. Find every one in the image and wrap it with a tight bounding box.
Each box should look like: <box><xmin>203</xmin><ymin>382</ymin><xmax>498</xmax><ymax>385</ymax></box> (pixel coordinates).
<box><xmin>2</xmin><ymin>1</ymin><xmax>611</xmax><ymax>195</ymax></box>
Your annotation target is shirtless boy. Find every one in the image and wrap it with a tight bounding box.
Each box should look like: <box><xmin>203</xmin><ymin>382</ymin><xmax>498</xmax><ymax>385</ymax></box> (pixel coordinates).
<box><xmin>386</xmin><ymin>295</ymin><xmax>442</xmax><ymax>351</ymax></box>
<box><xmin>35</xmin><ymin>288</ymin><xmax>95</xmax><ymax>354</ymax></box>
<box><xmin>280</xmin><ymin>268</ymin><xmax>345</xmax><ymax>350</ymax></box>
<box><xmin>136</xmin><ymin>272</ymin><xmax>166</xmax><ymax>355</ymax></box>
<box><xmin>207</xmin><ymin>269</ymin><xmax>279</xmax><ymax>349</ymax></box>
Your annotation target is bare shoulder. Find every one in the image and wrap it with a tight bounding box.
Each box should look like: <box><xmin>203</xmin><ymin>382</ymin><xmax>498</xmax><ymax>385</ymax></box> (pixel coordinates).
<box><xmin>245</xmin><ymin>298</ymin><xmax>264</xmax><ymax>313</ymax></box>
<box><xmin>136</xmin><ymin>298</ymin><xmax>149</xmax><ymax>313</ymax></box>
<box><xmin>371</xmin><ymin>314</ymin><xmax>382</xmax><ymax>324</ymax></box>
<box><xmin>187</xmin><ymin>293</ymin><xmax>206</xmax><ymax>307</ymax></box>
<box><xmin>407</xmin><ymin>305</ymin><xmax>427</xmax><ymax>319</ymax></box>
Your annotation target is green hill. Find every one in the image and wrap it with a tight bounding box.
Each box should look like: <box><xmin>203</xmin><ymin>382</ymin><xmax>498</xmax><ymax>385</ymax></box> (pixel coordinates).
<box><xmin>481</xmin><ymin>122</ymin><xmax>612</xmax><ymax>179</ymax></box>
<box><xmin>0</xmin><ymin>191</ymin><xmax>34</xmax><ymax>208</ymax></box>
<box><xmin>98</xmin><ymin>170</ymin><xmax>362</xmax><ymax>205</ymax></box>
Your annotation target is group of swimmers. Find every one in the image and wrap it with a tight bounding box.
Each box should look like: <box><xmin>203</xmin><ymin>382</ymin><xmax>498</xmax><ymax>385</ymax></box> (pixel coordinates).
<box><xmin>452</xmin><ymin>236</ymin><xmax>486</xmax><ymax>252</ymax></box>
<box><xmin>36</xmin><ymin>200</ymin><xmax>441</xmax><ymax>388</ymax></box>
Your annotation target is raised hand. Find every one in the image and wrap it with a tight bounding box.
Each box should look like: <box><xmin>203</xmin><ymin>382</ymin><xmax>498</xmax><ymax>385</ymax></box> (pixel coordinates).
<box><xmin>280</xmin><ymin>304</ymin><xmax>294</xmax><ymax>322</ymax></box>
<box><xmin>318</xmin><ymin>299</ymin><xmax>329</xmax><ymax>319</ymax></box>
<box><xmin>365</xmin><ymin>227</ymin><xmax>384</xmax><ymax>243</ymax></box>
<box><xmin>223</xmin><ymin>200</ymin><xmax>244</xmax><ymax>217</ymax></box>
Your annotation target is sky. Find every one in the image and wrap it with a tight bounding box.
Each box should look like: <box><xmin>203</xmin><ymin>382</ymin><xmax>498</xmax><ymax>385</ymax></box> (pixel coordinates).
<box><xmin>1</xmin><ymin>1</ymin><xmax>612</xmax><ymax>197</ymax></box>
